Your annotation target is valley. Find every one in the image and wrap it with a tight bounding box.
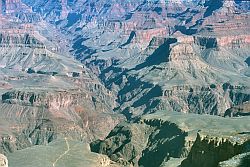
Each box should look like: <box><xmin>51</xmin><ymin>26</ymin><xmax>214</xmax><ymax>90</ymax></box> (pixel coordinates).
<box><xmin>0</xmin><ymin>0</ymin><xmax>249</xmax><ymax>167</ymax></box>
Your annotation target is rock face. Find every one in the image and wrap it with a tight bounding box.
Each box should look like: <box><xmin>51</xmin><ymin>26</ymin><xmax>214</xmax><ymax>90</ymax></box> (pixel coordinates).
<box><xmin>0</xmin><ymin>13</ymin><xmax>123</xmax><ymax>156</ymax></box>
<box><xmin>91</xmin><ymin>119</ymin><xmax>187</xmax><ymax>167</ymax></box>
<box><xmin>91</xmin><ymin>112</ymin><xmax>250</xmax><ymax>167</ymax></box>
<box><xmin>0</xmin><ymin>0</ymin><xmax>250</xmax><ymax>166</ymax></box>
<box><xmin>107</xmin><ymin>37</ymin><xmax>250</xmax><ymax>116</ymax></box>
<box><xmin>41</xmin><ymin>0</ymin><xmax>250</xmax><ymax>119</ymax></box>
<box><xmin>2</xmin><ymin>90</ymin><xmax>89</xmax><ymax>108</ymax></box>
<box><xmin>181</xmin><ymin>133</ymin><xmax>250</xmax><ymax>167</ymax></box>
<box><xmin>4</xmin><ymin>0</ymin><xmax>32</xmax><ymax>14</ymax></box>
<box><xmin>0</xmin><ymin>154</ymin><xmax>8</xmax><ymax>167</ymax></box>
<box><xmin>224</xmin><ymin>101</ymin><xmax>250</xmax><ymax>117</ymax></box>
<box><xmin>0</xmin><ymin>33</ymin><xmax>43</xmax><ymax>47</ymax></box>
<box><xmin>91</xmin><ymin>119</ymin><xmax>188</xmax><ymax>167</ymax></box>
<box><xmin>219</xmin><ymin>152</ymin><xmax>250</xmax><ymax>167</ymax></box>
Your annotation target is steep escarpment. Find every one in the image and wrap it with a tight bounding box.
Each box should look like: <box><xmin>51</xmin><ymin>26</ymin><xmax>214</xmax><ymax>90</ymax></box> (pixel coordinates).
<box><xmin>0</xmin><ymin>33</ymin><xmax>43</xmax><ymax>47</ymax></box>
<box><xmin>181</xmin><ymin>133</ymin><xmax>250</xmax><ymax>167</ymax></box>
<box><xmin>0</xmin><ymin>100</ymin><xmax>121</xmax><ymax>154</ymax></box>
<box><xmin>0</xmin><ymin>74</ymin><xmax>121</xmax><ymax>154</ymax></box>
<box><xmin>57</xmin><ymin>0</ymin><xmax>250</xmax><ymax>119</ymax></box>
<box><xmin>91</xmin><ymin>118</ymin><xmax>189</xmax><ymax>167</ymax></box>
<box><xmin>0</xmin><ymin>0</ymin><xmax>250</xmax><ymax>166</ymax></box>
<box><xmin>22</xmin><ymin>0</ymin><xmax>250</xmax><ymax>120</ymax></box>
<box><xmin>224</xmin><ymin>101</ymin><xmax>250</xmax><ymax>117</ymax></box>
<box><xmin>219</xmin><ymin>152</ymin><xmax>250</xmax><ymax>167</ymax></box>
<box><xmin>2</xmin><ymin>90</ymin><xmax>80</xmax><ymax>107</ymax></box>
<box><xmin>0</xmin><ymin>20</ymin><xmax>122</xmax><ymax>156</ymax></box>
<box><xmin>2</xmin><ymin>89</ymin><xmax>92</xmax><ymax>109</ymax></box>
<box><xmin>78</xmin><ymin>32</ymin><xmax>250</xmax><ymax>118</ymax></box>
<box><xmin>194</xmin><ymin>35</ymin><xmax>250</xmax><ymax>48</ymax></box>
<box><xmin>162</xmin><ymin>84</ymin><xmax>249</xmax><ymax>115</ymax></box>
<box><xmin>91</xmin><ymin>112</ymin><xmax>250</xmax><ymax>167</ymax></box>
<box><xmin>0</xmin><ymin>33</ymin><xmax>83</xmax><ymax>74</ymax></box>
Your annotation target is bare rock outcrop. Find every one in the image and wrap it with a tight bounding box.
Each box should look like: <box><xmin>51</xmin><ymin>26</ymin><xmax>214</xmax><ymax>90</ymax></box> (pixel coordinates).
<box><xmin>181</xmin><ymin>133</ymin><xmax>250</xmax><ymax>167</ymax></box>
<box><xmin>91</xmin><ymin>118</ymin><xmax>189</xmax><ymax>167</ymax></box>
<box><xmin>224</xmin><ymin>101</ymin><xmax>250</xmax><ymax>117</ymax></box>
<box><xmin>0</xmin><ymin>33</ymin><xmax>44</xmax><ymax>47</ymax></box>
<box><xmin>194</xmin><ymin>35</ymin><xmax>250</xmax><ymax>49</ymax></box>
<box><xmin>219</xmin><ymin>152</ymin><xmax>250</xmax><ymax>167</ymax></box>
<box><xmin>0</xmin><ymin>154</ymin><xmax>8</xmax><ymax>167</ymax></box>
<box><xmin>1</xmin><ymin>1</ymin><xmax>250</xmax><ymax>166</ymax></box>
<box><xmin>0</xmin><ymin>16</ymin><xmax>122</xmax><ymax>156</ymax></box>
<box><xmin>2</xmin><ymin>89</ymin><xmax>88</xmax><ymax>109</ymax></box>
<box><xmin>91</xmin><ymin>112</ymin><xmax>250</xmax><ymax>167</ymax></box>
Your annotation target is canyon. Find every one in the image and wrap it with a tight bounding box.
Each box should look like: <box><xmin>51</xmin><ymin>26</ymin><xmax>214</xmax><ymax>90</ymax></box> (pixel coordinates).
<box><xmin>0</xmin><ymin>0</ymin><xmax>249</xmax><ymax>167</ymax></box>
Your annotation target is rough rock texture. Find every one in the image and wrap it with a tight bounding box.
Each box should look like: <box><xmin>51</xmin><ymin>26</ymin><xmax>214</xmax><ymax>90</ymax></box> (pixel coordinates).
<box><xmin>0</xmin><ymin>0</ymin><xmax>250</xmax><ymax>166</ymax></box>
<box><xmin>0</xmin><ymin>15</ymin><xmax>123</xmax><ymax>156</ymax></box>
<box><xmin>47</xmin><ymin>0</ymin><xmax>250</xmax><ymax>118</ymax></box>
<box><xmin>0</xmin><ymin>154</ymin><xmax>8</xmax><ymax>167</ymax></box>
<box><xmin>181</xmin><ymin>133</ymin><xmax>250</xmax><ymax>167</ymax></box>
<box><xmin>91</xmin><ymin>118</ymin><xmax>189</xmax><ymax>167</ymax></box>
<box><xmin>91</xmin><ymin>112</ymin><xmax>250</xmax><ymax>167</ymax></box>
<box><xmin>219</xmin><ymin>152</ymin><xmax>250</xmax><ymax>167</ymax></box>
<box><xmin>224</xmin><ymin>101</ymin><xmax>250</xmax><ymax>117</ymax></box>
<box><xmin>0</xmin><ymin>98</ymin><xmax>121</xmax><ymax>155</ymax></box>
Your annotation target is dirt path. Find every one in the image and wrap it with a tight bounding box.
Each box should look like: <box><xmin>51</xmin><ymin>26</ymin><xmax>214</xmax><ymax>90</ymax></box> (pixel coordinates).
<box><xmin>52</xmin><ymin>138</ymin><xmax>70</xmax><ymax>167</ymax></box>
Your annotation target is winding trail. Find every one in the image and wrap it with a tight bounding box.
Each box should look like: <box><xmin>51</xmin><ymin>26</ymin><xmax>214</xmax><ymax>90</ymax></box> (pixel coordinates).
<box><xmin>52</xmin><ymin>138</ymin><xmax>70</xmax><ymax>167</ymax></box>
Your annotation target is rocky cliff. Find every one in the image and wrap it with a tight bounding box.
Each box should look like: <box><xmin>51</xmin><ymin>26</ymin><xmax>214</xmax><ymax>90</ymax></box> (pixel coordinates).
<box><xmin>51</xmin><ymin>0</ymin><xmax>250</xmax><ymax>119</ymax></box>
<box><xmin>224</xmin><ymin>101</ymin><xmax>250</xmax><ymax>117</ymax></box>
<box><xmin>0</xmin><ymin>0</ymin><xmax>250</xmax><ymax>166</ymax></box>
<box><xmin>0</xmin><ymin>17</ymin><xmax>123</xmax><ymax>156</ymax></box>
<box><xmin>219</xmin><ymin>152</ymin><xmax>250</xmax><ymax>167</ymax></box>
<box><xmin>181</xmin><ymin>133</ymin><xmax>250</xmax><ymax>167</ymax></box>
<box><xmin>2</xmin><ymin>89</ymin><xmax>89</xmax><ymax>108</ymax></box>
<box><xmin>91</xmin><ymin>112</ymin><xmax>250</xmax><ymax>167</ymax></box>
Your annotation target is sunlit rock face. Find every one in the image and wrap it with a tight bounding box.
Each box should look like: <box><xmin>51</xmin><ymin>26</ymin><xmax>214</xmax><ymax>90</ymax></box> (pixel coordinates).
<box><xmin>0</xmin><ymin>12</ymin><xmax>124</xmax><ymax>157</ymax></box>
<box><xmin>0</xmin><ymin>154</ymin><xmax>8</xmax><ymax>167</ymax></box>
<box><xmin>33</xmin><ymin>0</ymin><xmax>249</xmax><ymax>118</ymax></box>
<box><xmin>91</xmin><ymin>112</ymin><xmax>250</xmax><ymax>167</ymax></box>
<box><xmin>0</xmin><ymin>0</ymin><xmax>250</xmax><ymax>166</ymax></box>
